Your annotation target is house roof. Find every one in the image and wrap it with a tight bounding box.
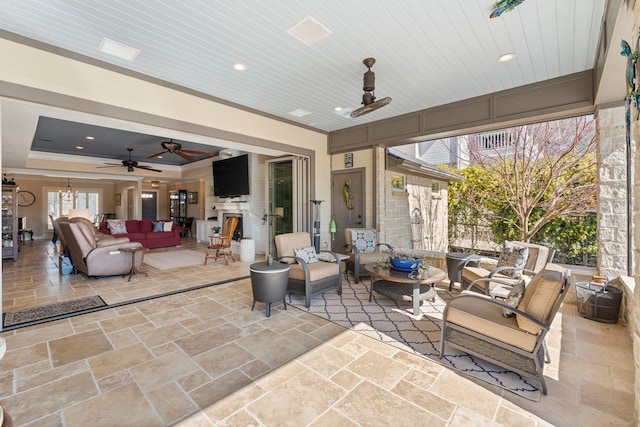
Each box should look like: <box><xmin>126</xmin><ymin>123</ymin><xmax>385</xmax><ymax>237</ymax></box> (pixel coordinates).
<box><xmin>387</xmin><ymin>147</ymin><xmax>463</xmax><ymax>182</ymax></box>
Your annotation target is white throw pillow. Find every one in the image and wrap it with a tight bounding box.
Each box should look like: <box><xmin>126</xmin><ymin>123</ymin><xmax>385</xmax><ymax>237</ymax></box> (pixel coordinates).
<box><xmin>107</xmin><ymin>219</ymin><xmax>127</xmax><ymax>235</ymax></box>
<box><xmin>294</xmin><ymin>246</ymin><xmax>319</xmax><ymax>263</ymax></box>
<box><xmin>163</xmin><ymin>221</ymin><xmax>173</xmax><ymax>232</ymax></box>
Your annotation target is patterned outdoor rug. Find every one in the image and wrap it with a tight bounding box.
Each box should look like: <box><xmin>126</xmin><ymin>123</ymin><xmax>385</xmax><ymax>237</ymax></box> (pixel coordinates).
<box><xmin>287</xmin><ymin>279</ymin><xmax>542</xmax><ymax>401</ymax></box>
<box><xmin>3</xmin><ymin>295</ymin><xmax>107</xmax><ymax>328</ymax></box>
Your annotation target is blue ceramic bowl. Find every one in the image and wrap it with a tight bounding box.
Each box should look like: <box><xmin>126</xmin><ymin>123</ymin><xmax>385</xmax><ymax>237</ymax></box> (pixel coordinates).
<box><xmin>390</xmin><ymin>257</ymin><xmax>419</xmax><ymax>271</ymax></box>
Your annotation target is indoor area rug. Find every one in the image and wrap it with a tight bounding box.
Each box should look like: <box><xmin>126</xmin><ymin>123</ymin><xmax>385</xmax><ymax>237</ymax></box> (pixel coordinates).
<box><xmin>3</xmin><ymin>295</ymin><xmax>107</xmax><ymax>328</ymax></box>
<box><xmin>287</xmin><ymin>279</ymin><xmax>542</xmax><ymax>401</ymax></box>
<box><xmin>143</xmin><ymin>249</ymin><xmax>205</xmax><ymax>270</ymax></box>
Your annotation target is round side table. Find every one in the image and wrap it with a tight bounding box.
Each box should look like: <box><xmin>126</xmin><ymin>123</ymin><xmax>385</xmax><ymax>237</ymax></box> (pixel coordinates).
<box><xmin>445</xmin><ymin>252</ymin><xmax>480</xmax><ymax>290</ymax></box>
<box><xmin>249</xmin><ymin>261</ymin><xmax>290</xmax><ymax>317</ymax></box>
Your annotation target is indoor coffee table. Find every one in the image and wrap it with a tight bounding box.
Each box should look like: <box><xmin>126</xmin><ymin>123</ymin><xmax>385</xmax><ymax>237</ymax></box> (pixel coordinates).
<box><xmin>364</xmin><ymin>262</ymin><xmax>446</xmax><ymax>315</ymax></box>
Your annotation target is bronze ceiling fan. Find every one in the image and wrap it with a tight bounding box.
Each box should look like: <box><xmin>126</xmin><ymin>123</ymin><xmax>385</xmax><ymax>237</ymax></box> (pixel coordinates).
<box><xmin>350</xmin><ymin>57</ymin><xmax>392</xmax><ymax>118</ymax></box>
<box><xmin>148</xmin><ymin>139</ymin><xmax>214</xmax><ymax>163</ymax></box>
<box><xmin>98</xmin><ymin>148</ymin><xmax>162</xmax><ymax>173</ymax></box>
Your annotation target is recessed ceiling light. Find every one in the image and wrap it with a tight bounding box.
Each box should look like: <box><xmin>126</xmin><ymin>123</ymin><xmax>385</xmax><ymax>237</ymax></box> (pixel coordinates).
<box><xmin>98</xmin><ymin>37</ymin><xmax>141</xmax><ymax>61</ymax></box>
<box><xmin>233</xmin><ymin>63</ymin><xmax>246</xmax><ymax>71</ymax></box>
<box><xmin>157</xmin><ymin>155</ymin><xmax>163</xmax><ymax>159</ymax></box>
<box><xmin>334</xmin><ymin>107</ymin><xmax>343</xmax><ymax>111</ymax></box>
<box><xmin>288</xmin><ymin>109</ymin><xmax>311</xmax><ymax>117</ymax></box>
<box><xmin>75</xmin><ymin>146</ymin><xmax>84</xmax><ymax>150</ymax></box>
<box><xmin>498</xmin><ymin>53</ymin><xmax>517</xmax><ymax>62</ymax></box>
<box><xmin>85</xmin><ymin>136</ymin><xmax>95</xmax><ymax>140</ymax></box>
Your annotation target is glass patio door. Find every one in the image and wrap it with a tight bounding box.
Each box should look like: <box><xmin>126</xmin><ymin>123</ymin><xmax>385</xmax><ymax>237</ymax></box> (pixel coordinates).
<box><xmin>266</xmin><ymin>156</ymin><xmax>309</xmax><ymax>256</ymax></box>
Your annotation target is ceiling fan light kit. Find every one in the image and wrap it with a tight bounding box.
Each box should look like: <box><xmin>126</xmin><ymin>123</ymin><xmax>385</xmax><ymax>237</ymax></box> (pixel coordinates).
<box><xmin>351</xmin><ymin>57</ymin><xmax>392</xmax><ymax>118</ymax></box>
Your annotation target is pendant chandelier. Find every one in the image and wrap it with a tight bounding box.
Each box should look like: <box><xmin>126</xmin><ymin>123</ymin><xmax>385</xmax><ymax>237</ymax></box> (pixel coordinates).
<box><xmin>59</xmin><ymin>177</ymin><xmax>78</xmax><ymax>201</ymax></box>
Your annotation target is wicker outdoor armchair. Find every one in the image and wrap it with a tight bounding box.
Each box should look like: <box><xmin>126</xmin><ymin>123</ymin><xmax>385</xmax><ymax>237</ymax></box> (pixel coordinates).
<box><xmin>274</xmin><ymin>232</ymin><xmax>342</xmax><ymax>308</ymax></box>
<box><xmin>440</xmin><ymin>263</ymin><xmax>570</xmax><ymax>395</ymax></box>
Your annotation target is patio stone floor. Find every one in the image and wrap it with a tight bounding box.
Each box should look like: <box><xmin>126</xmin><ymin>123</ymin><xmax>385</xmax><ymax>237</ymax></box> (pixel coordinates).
<box><xmin>0</xmin><ymin>239</ymin><xmax>634</xmax><ymax>426</ymax></box>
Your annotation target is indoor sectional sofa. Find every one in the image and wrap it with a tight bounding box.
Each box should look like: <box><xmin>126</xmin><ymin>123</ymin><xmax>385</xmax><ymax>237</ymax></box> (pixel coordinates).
<box><xmin>99</xmin><ymin>219</ymin><xmax>182</xmax><ymax>249</ymax></box>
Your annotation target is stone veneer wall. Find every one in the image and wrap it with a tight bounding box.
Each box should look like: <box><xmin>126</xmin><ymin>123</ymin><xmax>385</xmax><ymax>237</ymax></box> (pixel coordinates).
<box><xmin>374</xmin><ymin>147</ymin><xmax>449</xmax><ymax>252</ymax></box>
<box><xmin>628</xmin><ymin>5</ymin><xmax>640</xmax><ymax>422</ymax></box>
<box><xmin>596</xmin><ymin>106</ymin><xmax>630</xmax><ymax>278</ymax></box>
<box><xmin>406</xmin><ymin>174</ymin><xmax>448</xmax><ymax>252</ymax></box>
<box><xmin>383</xmin><ymin>171</ymin><xmax>413</xmax><ymax>248</ymax></box>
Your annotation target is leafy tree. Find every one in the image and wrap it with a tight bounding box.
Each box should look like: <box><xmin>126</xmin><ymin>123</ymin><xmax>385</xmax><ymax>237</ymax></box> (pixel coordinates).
<box><xmin>458</xmin><ymin>116</ymin><xmax>597</xmax><ymax>243</ymax></box>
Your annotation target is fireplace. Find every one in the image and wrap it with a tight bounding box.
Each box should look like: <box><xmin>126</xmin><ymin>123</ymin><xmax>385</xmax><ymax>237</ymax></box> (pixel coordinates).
<box><xmin>222</xmin><ymin>213</ymin><xmax>243</xmax><ymax>241</ymax></box>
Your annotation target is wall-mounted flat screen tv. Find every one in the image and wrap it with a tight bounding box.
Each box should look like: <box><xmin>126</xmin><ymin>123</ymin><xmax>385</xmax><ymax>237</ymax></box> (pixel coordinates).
<box><xmin>212</xmin><ymin>154</ymin><xmax>250</xmax><ymax>198</ymax></box>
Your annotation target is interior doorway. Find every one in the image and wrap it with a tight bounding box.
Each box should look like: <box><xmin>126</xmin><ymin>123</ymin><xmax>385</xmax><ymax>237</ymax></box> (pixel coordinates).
<box><xmin>141</xmin><ymin>191</ymin><xmax>157</xmax><ymax>220</ymax></box>
<box><xmin>331</xmin><ymin>168</ymin><xmax>365</xmax><ymax>253</ymax></box>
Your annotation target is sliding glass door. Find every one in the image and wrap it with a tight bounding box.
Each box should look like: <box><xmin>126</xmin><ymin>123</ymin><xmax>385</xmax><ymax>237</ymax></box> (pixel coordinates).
<box><xmin>266</xmin><ymin>156</ymin><xmax>309</xmax><ymax>256</ymax></box>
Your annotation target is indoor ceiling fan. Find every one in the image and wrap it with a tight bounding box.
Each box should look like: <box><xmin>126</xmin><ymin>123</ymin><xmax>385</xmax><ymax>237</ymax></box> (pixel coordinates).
<box><xmin>350</xmin><ymin>57</ymin><xmax>392</xmax><ymax>118</ymax></box>
<box><xmin>98</xmin><ymin>148</ymin><xmax>162</xmax><ymax>173</ymax></box>
<box><xmin>148</xmin><ymin>139</ymin><xmax>214</xmax><ymax>163</ymax></box>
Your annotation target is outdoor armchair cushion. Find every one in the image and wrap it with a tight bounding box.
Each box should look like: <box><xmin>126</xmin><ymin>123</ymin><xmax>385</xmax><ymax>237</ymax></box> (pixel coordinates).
<box><xmin>288</xmin><ymin>259</ymin><xmax>339</xmax><ymax>282</ymax></box>
<box><xmin>276</xmin><ymin>232</ymin><xmax>312</xmax><ymax>263</ymax></box>
<box><xmin>516</xmin><ymin>269</ymin><xmax>564</xmax><ymax>334</ymax></box>
<box><xmin>443</xmin><ymin>292</ymin><xmax>540</xmax><ymax>352</ymax></box>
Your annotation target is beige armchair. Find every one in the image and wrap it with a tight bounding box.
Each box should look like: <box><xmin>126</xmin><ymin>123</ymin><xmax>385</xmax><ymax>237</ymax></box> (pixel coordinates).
<box><xmin>344</xmin><ymin>228</ymin><xmax>393</xmax><ymax>283</ymax></box>
<box><xmin>274</xmin><ymin>232</ymin><xmax>342</xmax><ymax>308</ymax></box>
<box><xmin>461</xmin><ymin>241</ymin><xmax>554</xmax><ymax>296</ymax></box>
<box><xmin>440</xmin><ymin>264</ymin><xmax>569</xmax><ymax>395</ymax></box>
<box><xmin>58</xmin><ymin>218</ymin><xmax>144</xmax><ymax>278</ymax></box>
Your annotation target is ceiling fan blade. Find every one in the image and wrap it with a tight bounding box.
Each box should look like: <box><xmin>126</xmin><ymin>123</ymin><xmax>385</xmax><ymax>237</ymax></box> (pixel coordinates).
<box><xmin>176</xmin><ymin>151</ymin><xmax>198</xmax><ymax>162</ymax></box>
<box><xmin>96</xmin><ymin>164</ymin><xmax>121</xmax><ymax>168</ymax></box>
<box><xmin>147</xmin><ymin>150</ymin><xmax>168</xmax><ymax>159</ymax></box>
<box><xmin>136</xmin><ymin>165</ymin><xmax>163</xmax><ymax>173</ymax></box>
<box><xmin>180</xmin><ymin>149</ymin><xmax>214</xmax><ymax>156</ymax></box>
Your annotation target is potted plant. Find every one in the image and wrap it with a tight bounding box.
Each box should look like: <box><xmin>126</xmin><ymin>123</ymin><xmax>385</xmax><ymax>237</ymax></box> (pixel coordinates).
<box><xmin>211</xmin><ymin>226</ymin><xmax>221</xmax><ymax>236</ymax></box>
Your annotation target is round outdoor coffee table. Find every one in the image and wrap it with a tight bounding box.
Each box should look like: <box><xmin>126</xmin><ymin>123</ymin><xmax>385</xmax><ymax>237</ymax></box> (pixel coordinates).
<box><xmin>364</xmin><ymin>263</ymin><xmax>446</xmax><ymax>316</ymax></box>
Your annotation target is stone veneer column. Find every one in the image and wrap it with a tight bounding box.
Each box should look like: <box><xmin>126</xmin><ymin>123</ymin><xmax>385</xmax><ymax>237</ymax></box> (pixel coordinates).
<box><xmin>626</xmin><ymin>5</ymin><xmax>640</xmax><ymax>421</ymax></box>
<box><xmin>596</xmin><ymin>106</ymin><xmax>631</xmax><ymax>278</ymax></box>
